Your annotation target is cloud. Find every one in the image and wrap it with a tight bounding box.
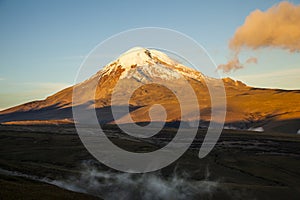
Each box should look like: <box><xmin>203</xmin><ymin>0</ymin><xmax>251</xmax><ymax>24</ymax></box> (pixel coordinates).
<box><xmin>235</xmin><ymin>68</ymin><xmax>300</xmax><ymax>79</ymax></box>
<box><xmin>245</xmin><ymin>57</ymin><xmax>258</xmax><ymax>64</ymax></box>
<box><xmin>230</xmin><ymin>1</ymin><xmax>300</xmax><ymax>52</ymax></box>
<box><xmin>217</xmin><ymin>55</ymin><xmax>257</xmax><ymax>73</ymax></box>
<box><xmin>218</xmin><ymin>1</ymin><xmax>300</xmax><ymax>73</ymax></box>
<box><xmin>217</xmin><ymin>56</ymin><xmax>243</xmax><ymax>73</ymax></box>
<box><xmin>234</xmin><ymin>68</ymin><xmax>300</xmax><ymax>89</ymax></box>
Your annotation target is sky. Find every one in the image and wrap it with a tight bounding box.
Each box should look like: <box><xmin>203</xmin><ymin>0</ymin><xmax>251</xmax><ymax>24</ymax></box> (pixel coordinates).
<box><xmin>0</xmin><ymin>0</ymin><xmax>300</xmax><ymax>110</ymax></box>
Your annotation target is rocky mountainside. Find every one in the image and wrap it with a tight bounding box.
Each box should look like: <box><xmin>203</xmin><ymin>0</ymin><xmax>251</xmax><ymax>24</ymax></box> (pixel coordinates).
<box><xmin>1</xmin><ymin>47</ymin><xmax>300</xmax><ymax>133</ymax></box>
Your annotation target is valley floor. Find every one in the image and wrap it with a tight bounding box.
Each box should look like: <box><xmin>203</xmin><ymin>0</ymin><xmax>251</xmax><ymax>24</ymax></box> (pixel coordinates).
<box><xmin>0</xmin><ymin>125</ymin><xmax>300</xmax><ymax>200</ymax></box>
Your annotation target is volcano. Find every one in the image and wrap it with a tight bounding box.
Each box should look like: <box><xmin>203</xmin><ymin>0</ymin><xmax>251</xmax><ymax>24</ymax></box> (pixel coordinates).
<box><xmin>1</xmin><ymin>47</ymin><xmax>300</xmax><ymax>133</ymax></box>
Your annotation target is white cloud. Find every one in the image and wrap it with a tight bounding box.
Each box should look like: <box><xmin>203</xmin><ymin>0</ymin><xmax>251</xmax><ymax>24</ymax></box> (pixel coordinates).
<box><xmin>230</xmin><ymin>2</ymin><xmax>300</xmax><ymax>52</ymax></box>
<box><xmin>219</xmin><ymin>2</ymin><xmax>300</xmax><ymax>73</ymax></box>
<box><xmin>234</xmin><ymin>68</ymin><xmax>300</xmax><ymax>89</ymax></box>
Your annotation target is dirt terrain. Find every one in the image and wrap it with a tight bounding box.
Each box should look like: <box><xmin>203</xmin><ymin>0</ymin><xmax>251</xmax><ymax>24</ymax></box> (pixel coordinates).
<box><xmin>0</xmin><ymin>124</ymin><xmax>300</xmax><ymax>199</ymax></box>
<box><xmin>1</xmin><ymin>48</ymin><xmax>300</xmax><ymax>134</ymax></box>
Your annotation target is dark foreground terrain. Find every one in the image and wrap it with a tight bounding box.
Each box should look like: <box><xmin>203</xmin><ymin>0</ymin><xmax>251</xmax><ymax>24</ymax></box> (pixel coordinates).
<box><xmin>0</xmin><ymin>124</ymin><xmax>300</xmax><ymax>200</ymax></box>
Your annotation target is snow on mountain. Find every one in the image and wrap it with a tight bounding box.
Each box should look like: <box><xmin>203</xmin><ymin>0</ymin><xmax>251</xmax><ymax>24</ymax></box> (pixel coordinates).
<box><xmin>1</xmin><ymin>46</ymin><xmax>300</xmax><ymax>135</ymax></box>
<box><xmin>101</xmin><ymin>47</ymin><xmax>205</xmax><ymax>82</ymax></box>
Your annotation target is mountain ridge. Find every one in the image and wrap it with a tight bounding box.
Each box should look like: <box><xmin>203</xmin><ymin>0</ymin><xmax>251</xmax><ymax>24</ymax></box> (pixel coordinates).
<box><xmin>1</xmin><ymin>47</ymin><xmax>300</xmax><ymax>134</ymax></box>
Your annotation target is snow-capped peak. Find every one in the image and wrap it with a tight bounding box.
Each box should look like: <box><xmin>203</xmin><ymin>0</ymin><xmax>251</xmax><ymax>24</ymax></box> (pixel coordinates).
<box><xmin>117</xmin><ymin>47</ymin><xmax>176</xmax><ymax>68</ymax></box>
<box><xmin>101</xmin><ymin>47</ymin><xmax>205</xmax><ymax>81</ymax></box>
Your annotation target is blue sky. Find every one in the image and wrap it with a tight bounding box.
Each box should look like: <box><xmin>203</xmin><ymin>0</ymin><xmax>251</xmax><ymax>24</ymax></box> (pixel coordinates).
<box><xmin>0</xmin><ymin>0</ymin><xmax>300</xmax><ymax>110</ymax></box>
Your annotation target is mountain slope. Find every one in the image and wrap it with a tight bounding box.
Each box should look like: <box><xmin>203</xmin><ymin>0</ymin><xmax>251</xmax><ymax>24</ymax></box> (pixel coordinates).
<box><xmin>0</xmin><ymin>47</ymin><xmax>300</xmax><ymax>133</ymax></box>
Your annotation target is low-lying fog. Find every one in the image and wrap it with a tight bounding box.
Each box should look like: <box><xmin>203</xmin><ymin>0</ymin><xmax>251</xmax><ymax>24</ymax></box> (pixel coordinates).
<box><xmin>0</xmin><ymin>161</ymin><xmax>219</xmax><ymax>200</ymax></box>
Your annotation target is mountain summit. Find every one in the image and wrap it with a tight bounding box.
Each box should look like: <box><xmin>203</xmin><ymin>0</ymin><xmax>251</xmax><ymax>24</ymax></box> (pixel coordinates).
<box><xmin>101</xmin><ymin>47</ymin><xmax>205</xmax><ymax>81</ymax></box>
<box><xmin>0</xmin><ymin>47</ymin><xmax>300</xmax><ymax>133</ymax></box>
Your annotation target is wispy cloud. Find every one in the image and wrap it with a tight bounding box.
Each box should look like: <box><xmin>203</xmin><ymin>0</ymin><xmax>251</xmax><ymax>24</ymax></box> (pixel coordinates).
<box><xmin>217</xmin><ymin>56</ymin><xmax>243</xmax><ymax>73</ymax></box>
<box><xmin>234</xmin><ymin>68</ymin><xmax>300</xmax><ymax>89</ymax></box>
<box><xmin>236</xmin><ymin>68</ymin><xmax>300</xmax><ymax>79</ymax></box>
<box><xmin>245</xmin><ymin>57</ymin><xmax>257</xmax><ymax>64</ymax></box>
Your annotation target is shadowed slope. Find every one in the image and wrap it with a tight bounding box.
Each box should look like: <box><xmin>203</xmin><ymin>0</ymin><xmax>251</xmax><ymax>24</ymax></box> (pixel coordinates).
<box><xmin>0</xmin><ymin>47</ymin><xmax>299</xmax><ymax>133</ymax></box>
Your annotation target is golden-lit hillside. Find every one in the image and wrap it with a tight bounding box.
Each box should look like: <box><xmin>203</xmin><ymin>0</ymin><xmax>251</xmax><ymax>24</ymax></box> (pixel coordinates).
<box><xmin>1</xmin><ymin>48</ymin><xmax>299</xmax><ymax>133</ymax></box>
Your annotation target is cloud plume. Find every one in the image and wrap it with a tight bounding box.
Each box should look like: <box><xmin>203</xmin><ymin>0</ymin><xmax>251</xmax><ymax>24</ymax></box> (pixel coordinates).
<box><xmin>217</xmin><ymin>56</ymin><xmax>243</xmax><ymax>73</ymax></box>
<box><xmin>230</xmin><ymin>1</ymin><xmax>300</xmax><ymax>52</ymax></box>
<box><xmin>218</xmin><ymin>1</ymin><xmax>300</xmax><ymax>73</ymax></box>
<box><xmin>245</xmin><ymin>57</ymin><xmax>258</xmax><ymax>64</ymax></box>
